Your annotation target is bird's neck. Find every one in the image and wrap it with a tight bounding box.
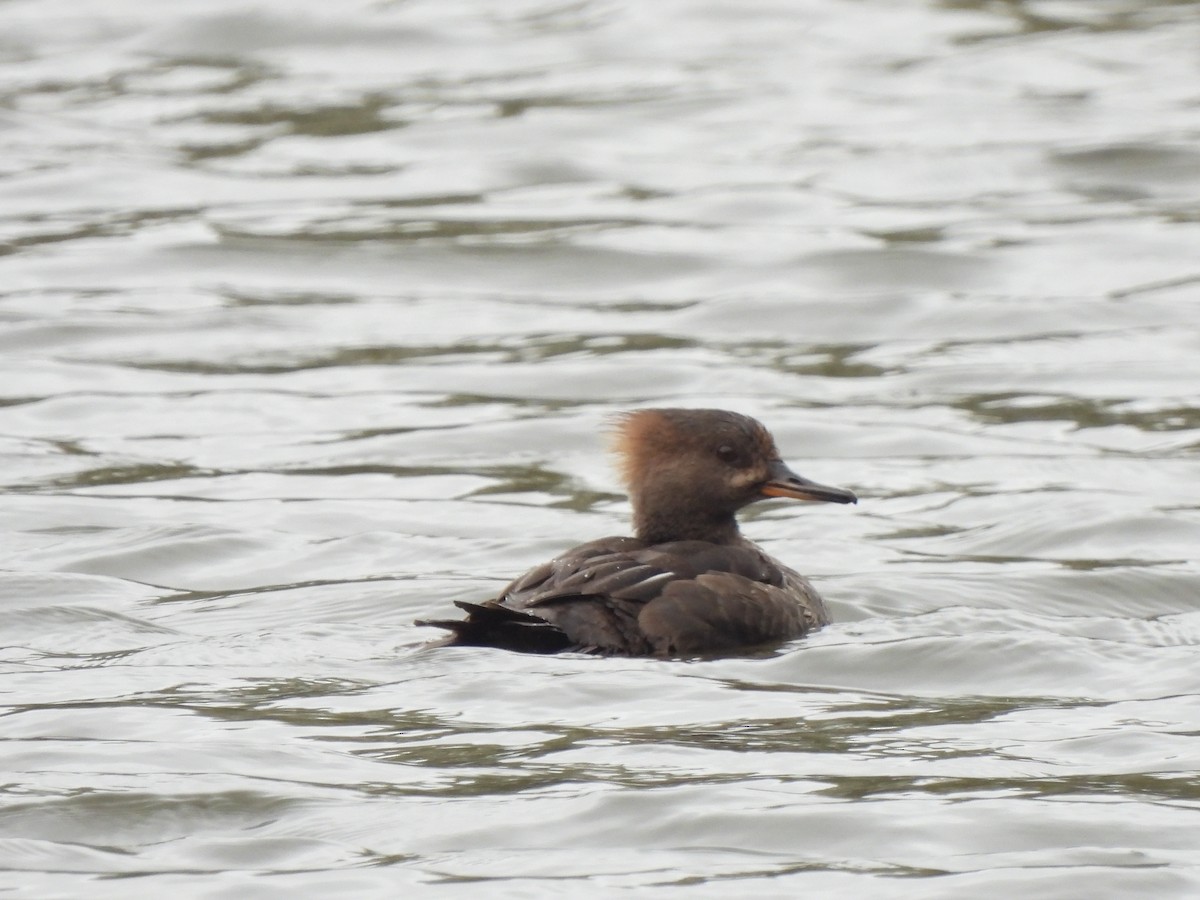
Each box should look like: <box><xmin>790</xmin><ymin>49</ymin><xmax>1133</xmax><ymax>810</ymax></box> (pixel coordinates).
<box><xmin>633</xmin><ymin>504</ymin><xmax>742</xmax><ymax>545</ymax></box>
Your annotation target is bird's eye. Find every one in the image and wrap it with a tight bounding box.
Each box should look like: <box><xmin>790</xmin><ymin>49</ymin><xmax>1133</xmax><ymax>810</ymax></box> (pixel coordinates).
<box><xmin>716</xmin><ymin>445</ymin><xmax>738</xmax><ymax>465</ymax></box>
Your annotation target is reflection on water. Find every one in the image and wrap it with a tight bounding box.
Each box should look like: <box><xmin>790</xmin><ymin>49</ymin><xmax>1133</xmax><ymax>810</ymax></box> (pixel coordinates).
<box><xmin>2</xmin><ymin>0</ymin><xmax>1199</xmax><ymax>896</ymax></box>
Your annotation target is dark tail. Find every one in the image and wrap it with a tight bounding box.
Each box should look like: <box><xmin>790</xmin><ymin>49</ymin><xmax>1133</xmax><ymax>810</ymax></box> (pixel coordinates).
<box><xmin>416</xmin><ymin>601</ymin><xmax>574</xmax><ymax>654</ymax></box>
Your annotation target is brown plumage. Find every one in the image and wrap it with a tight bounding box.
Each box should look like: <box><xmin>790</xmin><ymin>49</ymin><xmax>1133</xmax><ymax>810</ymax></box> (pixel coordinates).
<box><xmin>416</xmin><ymin>408</ymin><xmax>857</xmax><ymax>658</ymax></box>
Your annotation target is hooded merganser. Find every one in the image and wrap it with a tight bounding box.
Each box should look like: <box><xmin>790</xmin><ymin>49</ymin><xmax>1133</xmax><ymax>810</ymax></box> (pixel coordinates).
<box><xmin>417</xmin><ymin>408</ymin><xmax>857</xmax><ymax>657</ymax></box>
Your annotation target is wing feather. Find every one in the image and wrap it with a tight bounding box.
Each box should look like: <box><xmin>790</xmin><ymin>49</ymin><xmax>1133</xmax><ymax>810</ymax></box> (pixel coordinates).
<box><xmin>421</xmin><ymin>536</ymin><xmax>828</xmax><ymax>657</ymax></box>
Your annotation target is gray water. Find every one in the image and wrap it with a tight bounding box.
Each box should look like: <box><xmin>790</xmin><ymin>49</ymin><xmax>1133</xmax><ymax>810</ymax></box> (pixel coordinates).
<box><xmin>2</xmin><ymin>0</ymin><xmax>1200</xmax><ymax>896</ymax></box>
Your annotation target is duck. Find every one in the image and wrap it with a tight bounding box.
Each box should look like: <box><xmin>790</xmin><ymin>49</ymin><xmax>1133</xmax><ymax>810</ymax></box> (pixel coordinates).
<box><xmin>416</xmin><ymin>408</ymin><xmax>857</xmax><ymax>658</ymax></box>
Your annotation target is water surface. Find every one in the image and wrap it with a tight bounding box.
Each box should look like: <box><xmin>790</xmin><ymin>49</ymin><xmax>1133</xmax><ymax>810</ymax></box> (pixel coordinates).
<box><xmin>2</xmin><ymin>0</ymin><xmax>1199</xmax><ymax>896</ymax></box>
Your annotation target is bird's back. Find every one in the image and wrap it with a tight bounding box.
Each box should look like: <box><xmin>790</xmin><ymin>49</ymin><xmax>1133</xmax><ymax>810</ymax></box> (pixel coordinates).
<box><xmin>421</xmin><ymin>535</ymin><xmax>829</xmax><ymax>657</ymax></box>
